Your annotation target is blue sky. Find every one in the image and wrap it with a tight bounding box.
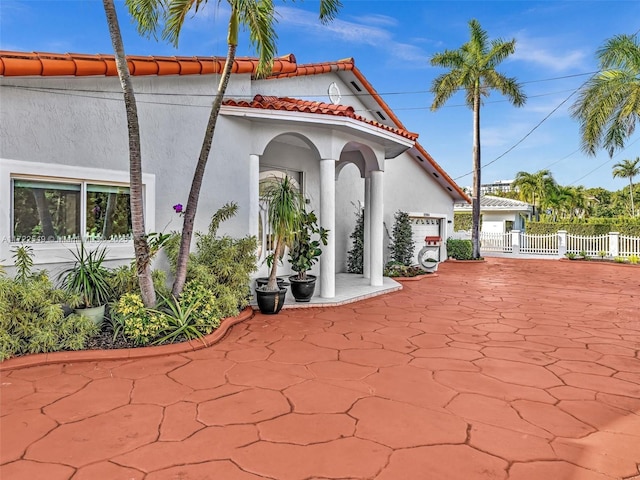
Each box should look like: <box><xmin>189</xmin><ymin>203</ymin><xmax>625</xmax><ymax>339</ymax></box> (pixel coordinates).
<box><xmin>1</xmin><ymin>0</ymin><xmax>639</xmax><ymax>191</ymax></box>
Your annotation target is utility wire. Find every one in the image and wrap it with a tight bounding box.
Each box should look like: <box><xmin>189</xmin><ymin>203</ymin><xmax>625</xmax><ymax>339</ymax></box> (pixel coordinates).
<box><xmin>568</xmin><ymin>137</ymin><xmax>640</xmax><ymax>186</ymax></box>
<box><xmin>452</xmin><ymin>86</ymin><xmax>582</xmax><ymax>181</ymax></box>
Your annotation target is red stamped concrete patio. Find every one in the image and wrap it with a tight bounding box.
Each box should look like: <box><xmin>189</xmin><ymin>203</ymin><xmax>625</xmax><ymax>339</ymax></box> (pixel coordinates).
<box><xmin>1</xmin><ymin>257</ymin><xmax>639</xmax><ymax>480</ymax></box>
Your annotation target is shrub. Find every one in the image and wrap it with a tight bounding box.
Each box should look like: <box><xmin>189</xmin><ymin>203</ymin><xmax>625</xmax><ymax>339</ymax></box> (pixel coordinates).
<box><xmin>110</xmin><ymin>263</ymin><xmax>168</xmax><ymax>300</ymax></box>
<box><xmin>389</xmin><ymin>210</ymin><xmax>415</xmax><ymax>266</ymax></box>
<box><xmin>526</xmin><ymin>219</ymin><xmax>640</xmax><ymax>236</ymax></box>
<box><xmin>384</xmin><ymin>261</ymin><xmax>423</xmax><ymax>278</ymax></box>
<box><xmin>453</xmin><ymin>212</ymin><xmax>473</xmax><ymax>231</ymax></box>
<box><xmin>446</xmin><ymin>238</ymin><xmax>473</xmax><ymax>260</ymax></box>
<box><xmin>111</xmin><ymin>293</ymin><xmax>170</xmax><ymax>346</ymax></box>
<box><xmin>165</xmin><ymin>202</ymin><xmax>258</xmax><ymax>317</ymax></box>
<box><xmin>347</xmin><ymin>206</ymin><xmax>364</xmax><ymax>274</ymax></box>
<box><xmin>629</xmin><ymin>254</ymin><xmax>639</xmax><ymax>265</ymax></box>
<box><xmin>0</xmin><ymin>247</ymin><xmax>98</xmax><ymax>361</ymax></box>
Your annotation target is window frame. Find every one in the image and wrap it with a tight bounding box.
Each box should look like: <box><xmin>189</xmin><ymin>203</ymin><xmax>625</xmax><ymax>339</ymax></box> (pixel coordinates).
<box><xmin>1</xmin><ymin>159</ymin><xmax>155</xmax><ymax>265</ymax></box>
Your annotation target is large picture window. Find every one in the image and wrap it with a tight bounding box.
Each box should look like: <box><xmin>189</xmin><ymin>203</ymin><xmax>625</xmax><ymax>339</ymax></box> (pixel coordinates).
<box><xmin>12</xmin><ymin>178</ymin><xmax>132</xmax><ymax>242</ymax></box>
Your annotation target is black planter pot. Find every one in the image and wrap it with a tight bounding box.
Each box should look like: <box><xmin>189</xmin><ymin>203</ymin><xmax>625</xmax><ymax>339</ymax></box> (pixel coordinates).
<box><xmin>256</xmin><ymin>286</ymin><xmax>288</xmax><ymax>314</ymax></box>
<box><xmin>255</xmin><ymin>277</ymin><xmax>288</xmax><ymax>288</ymax></box>
<box><xmin>289</xmin><ymin>274</ymin><xmax>317</xmax><ymax>302</ymax></box>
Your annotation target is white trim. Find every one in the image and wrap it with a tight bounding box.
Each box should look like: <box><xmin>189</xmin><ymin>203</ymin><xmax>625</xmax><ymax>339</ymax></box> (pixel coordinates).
<box><xmin>0</xmin><ymin>158</ymin><xmax>155</xmax><ymax>265</ymax></box>
<box><xmin>221</xmin><ymin>106</ymin><xmax>415</xmax><ymax>149</ymax></box>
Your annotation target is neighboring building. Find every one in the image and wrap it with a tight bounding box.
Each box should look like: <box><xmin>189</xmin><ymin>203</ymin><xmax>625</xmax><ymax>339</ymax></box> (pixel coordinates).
<box><xmin>454</xmin><ymin>195</ymin><xmax>532</xmax><ymax>233</ymax></box>
<box><xmin>0</xmin><ymin>51</ymin><xmax>469</xmax><ymax>299</ymax></box>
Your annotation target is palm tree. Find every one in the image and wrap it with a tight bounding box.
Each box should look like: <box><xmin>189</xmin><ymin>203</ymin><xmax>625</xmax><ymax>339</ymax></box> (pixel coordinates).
<box><xmin>102</xmin><ymin>0</ymin><xmax>156</xmax><ymax>307</ymax></box>
<box><xmin>612</xmin><ymin>157</ymin><xmax>640</xmax><ymax>216</ymax></box>
<box><xmin>430</xmin><ymin>19</ymin><xmax>526</xmax><ymax>259</ymax></box>
<box><xmin>571</xmin><ymin>33</ymin><xmax>640</xmax><ymax>156</ymax></box>
<box><xmin>126</xmin><ymin>0</ymin><xmax>340</xmax><ymax>297</ymax></box>
<box><xmin>513</xmin><ymin>170</ymin><xmax>556</xmax><ymax>220</ymax></box>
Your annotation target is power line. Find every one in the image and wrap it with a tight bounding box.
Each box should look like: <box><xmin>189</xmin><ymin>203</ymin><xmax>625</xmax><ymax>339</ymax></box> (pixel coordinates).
<box><xmin>568</xmin><ymin>137</ymin><xmax>640</xmax><ymax>186</ymax></box>
<box><xmin>453</xmin><ymin>85</ymin><xmax>583</xmax><ymax>181</ymax></box>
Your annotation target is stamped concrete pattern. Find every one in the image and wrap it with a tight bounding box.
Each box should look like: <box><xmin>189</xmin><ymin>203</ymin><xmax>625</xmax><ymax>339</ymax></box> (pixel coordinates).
<box><xmin>1</xmin><ymin>258</ymin><xmax>639</xmax><ymax>479</ymax></box>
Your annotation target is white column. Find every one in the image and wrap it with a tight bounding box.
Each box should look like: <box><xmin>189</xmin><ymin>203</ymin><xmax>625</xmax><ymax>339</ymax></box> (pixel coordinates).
<box><xmin>363</xmin><ymin>176</ymin><xmax>371</xmax><ymax>279</ymax></box>
<box><xmin>248</xmin><ymin>154</ymin><xmax>260</xmax><ymax>238</ymax></box>
<box><xmin>320</xmin><ymin>158</ymin><xmax>336</xmax><ymax>298</ymax></box>
<box><xmin>370</xmin><ymin>170</ymin><xmax>384</xmax><ymax>286</ymax></box>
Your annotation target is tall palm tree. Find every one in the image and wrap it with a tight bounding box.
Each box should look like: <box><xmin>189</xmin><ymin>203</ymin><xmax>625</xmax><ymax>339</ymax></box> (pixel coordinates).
<box><xmin>612</xmin><ymin>157</ymin><xmax>640</xmax><ymax>216</ymax></box>
<box><xmin>571</xmin><ymin>33</ymin><xmax>640</xmax><ymax>156</ymax></box>
<box><xmin>513</xmin><ymin>170</ymin><xmax>556</xmax><ymax>220</ymax></box>
<box><xmin>126</xmin><ymin>0</ymin><xmax>340</xmax><ymax>297</ymax></box>
<box><xmin>430</xmin><ymin>19</ymin><xmax>526</xmax><ymax>259</ymax></box>
<box><xmin>103</xmin><ymin>0</ymin><xmax>156</xmax><ymax>307</ymax></box>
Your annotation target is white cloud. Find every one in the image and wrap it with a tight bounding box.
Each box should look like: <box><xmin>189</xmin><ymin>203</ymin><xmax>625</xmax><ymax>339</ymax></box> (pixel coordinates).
<box><xmin>511</xmin><ymin>34</ymin><xmax>588</xmax><ymax>72</ymax></box>
<box><xmin>276</xmin><ymin>6</ymin><xmax>429</xmax><ymax>63</ymax></box>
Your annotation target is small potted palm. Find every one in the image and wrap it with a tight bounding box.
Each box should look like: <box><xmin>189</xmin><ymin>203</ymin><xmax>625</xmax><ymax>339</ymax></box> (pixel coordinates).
<box><xmin>288</xmin><ymin>210</ymin><xmax>328</xmax><ymax>302</ymax></box>
<box><xmin>59</xmin><ymin>242</ymin><xmax>112</xmax><ymax>325</ymax></box>
<box><xmin>256</xmin><ymin>175</ymin><xmax>304</xmax><ymax>314</ymax></box>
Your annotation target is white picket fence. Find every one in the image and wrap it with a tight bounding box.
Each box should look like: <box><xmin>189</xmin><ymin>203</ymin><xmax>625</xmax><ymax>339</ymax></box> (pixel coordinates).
<box><xmin>452</xmin><ymin>230</ymin><xmax>640</xmax><ymax>258</ymax></box>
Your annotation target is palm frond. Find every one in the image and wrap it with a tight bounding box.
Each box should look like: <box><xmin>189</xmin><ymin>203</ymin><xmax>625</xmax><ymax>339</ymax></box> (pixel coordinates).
<box><xmin>125</xmin><ymin>0</ymin><xmax>164</xmax><ymax>38</ymax></box>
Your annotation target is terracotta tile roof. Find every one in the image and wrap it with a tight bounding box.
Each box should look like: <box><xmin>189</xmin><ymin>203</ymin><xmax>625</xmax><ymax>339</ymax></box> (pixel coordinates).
<box><xmin>224</xmin><ymin>95</ymin><xmax>418</xmax><ymax>141</ymax></box>
<box><xmin>0</xmin><ymin>50</ymin><xmax>468</xmax><ymax>201</ymax></box>
<box><xmin>0</xmin><ymin>51</ymin><xmax>298</xmax><ymax>77</ymax></box>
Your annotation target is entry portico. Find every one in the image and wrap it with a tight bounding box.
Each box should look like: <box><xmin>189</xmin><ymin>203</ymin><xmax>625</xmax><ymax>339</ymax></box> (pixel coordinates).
<box><xmin>223</xmin><ymin>95</ymin><xmax>417</xmax><ymax>298</ymax></box>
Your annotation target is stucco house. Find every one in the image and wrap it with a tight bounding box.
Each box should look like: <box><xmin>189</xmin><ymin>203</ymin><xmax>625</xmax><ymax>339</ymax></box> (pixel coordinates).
<box><xmin>0</xmin><ymin>51</ymin><xmax>469</xmax><ymax>300</ymax></box>
<box><xmin>454</xmin><ymin>195</ymin><xmax>532</xmax><ymax>234</ymax></box>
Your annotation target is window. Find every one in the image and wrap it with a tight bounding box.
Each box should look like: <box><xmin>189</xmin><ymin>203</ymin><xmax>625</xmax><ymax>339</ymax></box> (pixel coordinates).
<box><xmin>12</xmin><ymin>178</ymin><xmax>132</xmax><ymax>242</ymax></box>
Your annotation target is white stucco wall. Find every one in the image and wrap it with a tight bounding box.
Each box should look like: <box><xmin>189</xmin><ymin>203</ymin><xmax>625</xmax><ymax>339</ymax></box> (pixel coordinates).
<box><xmin>1</xmin><ymin>68</ymin><xmax>458</xmax><ymax>278</ymax></box>
<box><xmin>0</xmin><ymin>74</ymin><xmax>255</xmax><ymax>268</ymax></box>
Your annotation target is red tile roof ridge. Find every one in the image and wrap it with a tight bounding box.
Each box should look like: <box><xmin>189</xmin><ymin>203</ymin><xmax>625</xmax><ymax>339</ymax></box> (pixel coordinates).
<box><xmin>0</xmin><ymin>51</ymin><xmax>298</xmax><ymax>77</ymax></box>
<box><xmin>224</xmin><ymin>94</ymin><xmax>417</xmax><ymax>141</ymax></box>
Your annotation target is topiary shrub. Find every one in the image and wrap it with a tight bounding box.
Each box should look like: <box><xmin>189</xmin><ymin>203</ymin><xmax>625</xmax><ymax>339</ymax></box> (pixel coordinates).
<box><xmin>347</xmin><ymin>206</ymin><xmax>365</xmax><ymax>274</ymax></box>
<box><xmin>447</xmin><ymin>238</ymin><xmax>473</xmax><ymax>260</ymax></box>
<box><xmin>389</xmin><ymin>210</ymin><xmax>415</xmax><ymax>266</ymax></box>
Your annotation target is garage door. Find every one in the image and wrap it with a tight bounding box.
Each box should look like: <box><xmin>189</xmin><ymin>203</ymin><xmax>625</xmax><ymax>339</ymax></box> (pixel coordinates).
<box><xmin>409</xmin><ymin>216</ymin><xmax>442</xmax><ymax>264</ymax></box>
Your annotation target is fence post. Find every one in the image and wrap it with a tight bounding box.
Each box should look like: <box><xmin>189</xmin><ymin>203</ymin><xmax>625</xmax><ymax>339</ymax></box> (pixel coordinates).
<box><xmin>511</xmin><ymin>230</ymin><xmax>520</xmax><ymax>255</ymax></box>
<box><xmin>558</xmin><ymin>230</ymin><xmax>567</xmax><ymax>257</ymax></box>
<box><xmin>609</xmin><ymin>232</ymin><xmax>619</xmax><ymax>257</ymax></box>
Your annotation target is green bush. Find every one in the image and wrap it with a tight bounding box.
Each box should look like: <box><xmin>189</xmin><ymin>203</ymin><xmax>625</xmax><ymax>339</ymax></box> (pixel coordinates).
<box><xmin>453</xmin><ymin>212</ymin><xmax>473</xmax><ymax>231</ymax></box>
<box><xmin>389</xmin><ymin>211</ymin><xmax>415</xmax><ymax>266</ymax></box>
<box><xmin>347</xmin><ymin>206</ymin><xmax>364</xmax><ymax>274</ymax></box>
<box><xmin>526</xmin><ymin>219</ymin><xmax>640</xmax><ymax>236</ymax></box>
<box><xmin>0</xmin><ymin>273</ymin><xmax>98</xmax><ymax>361</ymax></box>
<box><xmin>165</xmin><ymin>202</ymin><xmax>258</xmax><ymax>318</ymax></box>
<box><xmin>446</xmin><ymin>238</ymin><xmax>473</xmax><ymax>260</ymax></box>
<box><xmin>111</xmin><ymin>279</ymin><xmax>225</xmax><ymax>347</ymax></box>
<box><xmin>111</xmin><ymin>293</ymin><xmax>170</xmax><ymax>346</ymax></box>
<box><xmin>110</xmin><ymin>263</ymin><xmax>168</xmax><ymax>300</ymax></box>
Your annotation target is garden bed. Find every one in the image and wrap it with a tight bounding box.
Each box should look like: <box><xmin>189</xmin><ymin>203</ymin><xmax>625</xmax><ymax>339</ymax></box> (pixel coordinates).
<box><xmin>0</xmin><ymin>307</ymin><xmax>253</xmax><ymax>371</ymax></box>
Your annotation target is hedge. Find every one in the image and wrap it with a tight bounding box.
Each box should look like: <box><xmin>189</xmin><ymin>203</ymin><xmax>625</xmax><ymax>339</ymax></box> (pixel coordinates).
<box><xmin>454</xmin><ymin>212</ymin><xmax>474</xmax><ymax>231</ymax></box>
<box><xmin>526</xmin><ymin>219</ymin><xmax>640</xmax><ymax>236</ymax></box>
<box><xmin>446</xmin><ymin>238</ymin><xmax>473</xmax><ymax>260</ymax></box>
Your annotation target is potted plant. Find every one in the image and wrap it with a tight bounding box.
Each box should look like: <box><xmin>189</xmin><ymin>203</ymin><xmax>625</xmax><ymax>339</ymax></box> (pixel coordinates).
<box><xmin>59</xmin><ymin>242</ymin><xmax>112</xmax><ymax>325</ymax></box>
<box><xmin>288</xmin><ymin>210</ymin><xmax>328</xmax><ymax>302</ymax></box>
<box><xmin>255</xmin><ymin>175</ymin><xmax>304</xmax><ymax>314</ymax></box>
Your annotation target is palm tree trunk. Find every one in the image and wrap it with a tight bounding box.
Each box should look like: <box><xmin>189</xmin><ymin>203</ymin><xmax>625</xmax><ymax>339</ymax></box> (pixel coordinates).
<box><xmin>103</xmin><ymin>0</ymin><xmax>156</xmax><ymax>307</ymax></box>
<box><xmin>629</xmin><ymin>178</ymin><xmax>635</xmax><ymax>217</ymax></box>
<box><xmin>171</xmin><ymin>41</ymin><xmax>238</xmax><ymax>297</ymax></box>
<box><xmin>471</xmin><ymin>87</ymin><xmax>481</xmax><ymax>259</ymax></box>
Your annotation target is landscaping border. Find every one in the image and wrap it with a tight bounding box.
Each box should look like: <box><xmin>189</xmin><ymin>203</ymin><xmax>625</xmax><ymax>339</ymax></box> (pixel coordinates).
<box><xmin>0</xmin><ymin>307</ymin><xmax>255</xmax><ymax>372</ymax></box>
